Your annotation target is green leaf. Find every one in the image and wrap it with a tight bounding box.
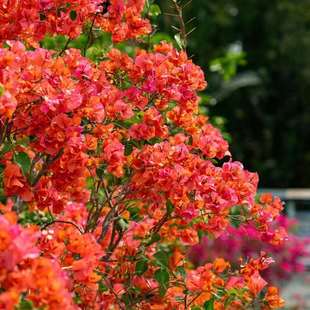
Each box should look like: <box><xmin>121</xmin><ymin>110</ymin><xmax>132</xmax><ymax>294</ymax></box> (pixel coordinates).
<box><xmin>69</xmin><ymin>34</ymin><xmax>88</xmax><ymax>50</ymax></box>
<box><xmin>124</xmin><ymin>140</ymin><xmax>134</xmax><ymax>156</ymax></box>
<box><xmin>148</xmin><ymin>137</ymin><xmax>163</xmax><ymax>145</ymax></box>
<box><xmin>144</xmin><ymin>232</ymin><xmax>160</xmax><ymax>246</ymax></box>
<box><xmin>229</xmin><ymin>205</ymin><xmax>246</xmax><ymax>228</ymax></box>
<box><xmin>40</xmin><ymin>36</ymin><xmax>56</xmax><ymax>50</ymax></box>
<box><xmin>39</xmin><ymin>13</ymin><xmax>46</xmax><ymax>21</ymax></box>
<box><xmin>176</xmin><ymin>266</ymin><xmax>186</xmax><ymax>278</ymax></box>
<box><xmin>0</xmin><ymin>142</ymin><xmax>12</xmax><ymax>156</ymax></box>
<box><xmin>14</xmin><ymin>152</ymin><xmax>31</xmax><ymax>177</ymax></box>
<box><xmin>154</xmin><ymin>250</ymin><xmax>169</xmax><ymax>268</ymax></box>
<box><xmin>135</xmin><ymin>259</ymin><xmax>148</xmax><ymax>275</ymax></box>
<box><xmin>16</xmin><ymin>299</ymin><xmax>34</xmax><ymax>310</ymax></box>
<box><xmin>0</xmin><ymin>188</ymin><xmax>6</xmax><ymax>204</ymax></box>
<box><xmin>204</xmin><ymin>298</ymin><xmax>215</xmax><ymax>310</ymax></box>
<box><xmin>197</xmin><ymin>229</ymin><xmax>205</xmax><ymax>241</ymax></box>
<box><xmin>154</xmin><ymin>268</ymin><xmax>169</xmax><ymax>296</ymax></box>
<box><xmin>150</xmin><ymin>33</ymin><xmax>174</xmax><ymax>45</ymax></box>
<box><xmin>98</xmin><ymin>281</ymin><xmax>108</xmax><ymax>293</ymax></box>
<box><xmin>96</xmin><ymin>164</ymin><xmax>106</xmax><ymax>178</ymax></box>
<box><xmin>117</xmin><ymin>218</ymin><xmax>128</xmax><ymax>231</ymax></box>
<box><xmin>174</xmin><ymin>33</ymin><xmax>185</xmax><ymax>49</ymax></box>
<box><xmin>0</xmin><ymin>84</ymin><xmax>4</xmax><ymax>96</ymax></box>
<box><xmin>149</xmin><ymin>4</ymin><xmax>161</xmax><ymax>17</ymax></box>
<box><xmin>17</xmin><ymin>137</ymin><xmax>30</xmax><ymax>147</ymax></box>
<box><xmin>19</xmin><ymin>207</ymin><xmax>52</xmax><ymax>226</ymax></box>
<box><xmin>70</xmin><ymin>10</ymin><xmax>77</xmax><ymax>20</ymax></box>
<box><xmin>73</xmin><ymin>292</ymin><xmax>82</xmax><ymax>305</ymax></box>
<box><xmin>86</xmin><ymin>177</ymin><xmax>95</xmax><ymax>189</ymax></box>
<box><xmin>128</xmin><ymin>206</ymin><xmax>141</xmax><ymax>221</ymax></box>
<box><xmin>166</xmin><ymin>199</ymin><xmax>174</xmax><ymax>215</ymax></box>
<box><xmin>121</xmin><ymin>293</ymin><xmax>131</xmax><ymax>306</ymax></box>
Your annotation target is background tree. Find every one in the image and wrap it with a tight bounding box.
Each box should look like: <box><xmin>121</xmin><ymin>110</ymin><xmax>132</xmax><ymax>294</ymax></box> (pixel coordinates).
<box><xmin>159</xmin><ymin>0</ymin><xmax>310</xmax><ymax>187</ymax></box>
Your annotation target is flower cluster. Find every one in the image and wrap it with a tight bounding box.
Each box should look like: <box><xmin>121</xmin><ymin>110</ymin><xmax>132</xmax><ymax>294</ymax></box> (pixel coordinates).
<box><xmin>0</xmin><ymin>0</ymin><xmax>151</xmax><ymax>46</ymax></box>
<box><xmin>0</xmin><ymin>1</ymin><xmax>287</xmax><ymax>309</ymax></box>
<box><xmin>0</xmin><ymin>212</ymin><xmax>75</xmax><ymax>309</ymax></box>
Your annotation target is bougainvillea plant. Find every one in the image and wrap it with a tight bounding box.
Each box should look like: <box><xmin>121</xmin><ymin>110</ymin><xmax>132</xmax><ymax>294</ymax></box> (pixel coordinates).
<box><xmin>0</xmin><ymin>1</ymin><xmax>286</xmax><ymax>309</ymax></box>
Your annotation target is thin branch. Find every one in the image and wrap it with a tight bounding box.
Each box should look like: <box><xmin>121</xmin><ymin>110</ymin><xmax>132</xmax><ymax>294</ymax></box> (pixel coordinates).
<box><xmin>102</xmin><ymin>229</ymin><xmax>123</xmax><ymax>261</ymax></box>
<box><xmin>103</xmin><ymin>183</ymin><xmax>114</xmax><ymax>210</ymax></box>
<box><xmin>151</xmin><ymin>212</ymin><xmax>169</xmax><ymax>234</ymax></box>
<box><xmin>0</xmin><ymin>119</ymin><xmax>9</xmax><ymax>145</ymax></box>
<box><xmin>182</xmin><ymin>0</ymin><xmax>192</xmax><ymax>10</ymax></box>
<box><xmin>172</xmin><ymin>0</ymin><xmax>188</xmax><ymax>49</ymax></box>
<box><xmin>31</xmin><ymin>149</ymin><xmax>64</xmax><ymax>186</ymax></box>
<box><xmin>171</xmin><ymin>25</ymin><xmax>181</xmax><ymax>32</ymax></box>
<box><xmin>83</xmin><ymin>13</ymin><xmax>98</xmax><ymax>56</ymax></box>
<box><xmin>58</xmin><ymin>37</ymin><xmax>71</xmax><ymax>56</ymax></box>
<box><xmin>185</xmin><ymin>16</ymin><xmax>196</xmax><ymax>25</ymax></box>
<box><xmin>97</xmin><ymin>182</ymin><xmax>119</xmax><ymax>242</ymax></box>
<box><xmin>97</xmin><ymin>207</ymin><xmax>116</xmax><ymax>242</ymax></box>
<box><xmin>104</xmin><ymin>279</ymin><xmax>126</xmax><ymax>310</ymax></box>
<box><xmin>186</xmin><ymin>27</ymin><xmax>196</xmax><ymax>37</ymax></box>
<box><xmin>41</xmin><ymin>220</ymin><xmax>84</xmax><ymax>234</ymax></box>
<box><xmin>85</xmin><ymin>180</ymin><xmax>104</xmax><ymax>232</ymax></box>
<box><xmin>28</xmin><ymin>153</ymin><xmax>42</xmax><ymax>183</ymax></box>
<box><xmin>164</xmin><ymin>12</ymin><xmax>179</xmax><ymax>17</ymax></box>
<box><xmin>107</xmin><ymin>221</ymin><xmax>116</xmax><ymax>249</ymax></box>
<box><xmin>187</xmin><ymin>293</ymin><xmax>202</xmax><ymax>308</ymax></box>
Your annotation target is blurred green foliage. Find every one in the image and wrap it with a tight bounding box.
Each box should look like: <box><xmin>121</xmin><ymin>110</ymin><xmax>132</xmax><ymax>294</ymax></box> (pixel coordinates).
<box><xmin>158</xmin><ymin>0</ymin><xmax>310</xmax><ymax>187</ymax></box>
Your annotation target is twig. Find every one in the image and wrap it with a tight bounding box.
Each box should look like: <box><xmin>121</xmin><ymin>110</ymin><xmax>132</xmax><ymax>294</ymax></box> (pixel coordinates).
<box><xmin>102</xmin><ymin>229</ymin><xmax>123</xmax><ymax>261</ymax></box>
<box><xmin>104</xmin><ymin>279</ymin><xmax>126</xmax><ymax>310</ymax></box>
<box><xmin>151</xmin><ymin>212</ymin><xmax>169</xmax><ymax>234</ymax></box>
<box><xmin>41</xmin><ymin>220</ymin><xmax>84</xmax><ymax>234</ymax></box>
<box><xmin>83</xmin><ymin>13</ymin><xmax>98</xmax><ymax>56</ymax></box>
<box><xmin>28</xmin><ymin>153</ymin><xmax>42</xmax><ymax>183</ymax></box>
<box><xmin>172</xmin><ymin>0</ymin><xmax>188</xmax><ymax>49</ymax></box>
<box><xmin>0</xmin><ymin>119</ymin><xmax>9</xmax><ymax>145</ymax></box>
<box><xmin>107</xmin><ymin>221</ymin><xmax>116</xmax><ymax>249</ymax></box>
<box><xmin>97</xmin><ymin>207</ymin><xmax>116</xmax><ymax>242</ymax></box>
<box><xmin>187</xmin><ymin>293</ymin><xmax>202</xmax><ymax>308</ymax></box>
<box><xmin>85</xmin><ymin>180</ymin><xmax>104</xmax><ymax>232</ymax></box>
<box><xmin>31</xmin><ymin>149</ymin><xmax>64</xmax><ymax>186</ymax></box>
<box><xmin>58</xmin><ymin>37</ymin><xmax>71</xmax><ymax>56</ymax></box>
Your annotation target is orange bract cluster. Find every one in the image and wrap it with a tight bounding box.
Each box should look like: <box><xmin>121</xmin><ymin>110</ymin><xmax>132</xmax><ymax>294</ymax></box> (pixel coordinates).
<box><xmin>0</xmin><ymin>214</ymin><xmax>75</xmax><ymax>310</ymax></box>
<box><xmin>0</xmin><ymin>41</ymin><xmax>229</xmax><ymax>214</ymax></box>
<box><xmin>0</xmin><ymin>0</ymin><xmax>151</xmax><ymax>46</ymax></box>
<box><xmin>0</xmin><ymin>2</ymin><xmax>286</xmax><ymax>309</ymax></box>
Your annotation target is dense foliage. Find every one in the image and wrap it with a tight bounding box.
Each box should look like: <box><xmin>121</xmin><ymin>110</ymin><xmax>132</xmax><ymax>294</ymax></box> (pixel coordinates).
<box><xmin>0</xmin><ymin>1</ymin><xmax>289</xmax><ymax>309</ymax></box>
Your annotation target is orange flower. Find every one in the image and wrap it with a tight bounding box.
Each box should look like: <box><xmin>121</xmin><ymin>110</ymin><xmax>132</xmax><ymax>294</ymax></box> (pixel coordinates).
<box><xmin>264</xmin><ymin>287</ymin><xmax>285</xmax><ymax>309</ymax></box>
<box><xmin>3</xmin><ymin>163</ymin><xmax>33</xmax><ymax>202</ymax></box>
<box><xmin>247</xmin><ymin>270</ymin><xmax>267</xmax><ymax>296</ymax></box>
<box><xmin>213</xmin><ymin>258</ymin><xmax>230</xmax><ymax>273</ymax></box>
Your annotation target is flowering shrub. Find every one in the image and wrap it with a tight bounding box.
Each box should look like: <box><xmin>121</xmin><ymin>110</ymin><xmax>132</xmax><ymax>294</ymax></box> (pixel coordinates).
<box><xmin>0</xmin><ymin>1</ymin><xmax>286</xmax><ymax>309</ymax></box>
